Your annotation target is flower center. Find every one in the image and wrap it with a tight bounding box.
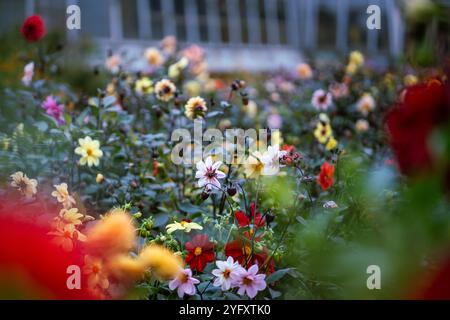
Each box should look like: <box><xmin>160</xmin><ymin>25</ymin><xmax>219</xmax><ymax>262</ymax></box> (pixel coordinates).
<box><xmin>223</xmin><ymin>269</ymin><xmax>231</xmax><ymax>279</ymax></box>
<box><xmin>92</xmin><ymin>265</ymin><xmax>100</xmax><ymax>274</ymax></box>
<box><xmin>179</xmin><ymin>273</ymin><xmax>189</xmax><ymax>284</ymax></box>
<box><xmin>87</xmin><ymin>148</ymin><xmax>93</xmax><ymax>156</ymax></box>
<box><xmin>243</xmin><ymin>277</ymin><xmax>253</xmax><ymax>286</ymax></box>
<box><xmin>63</xmin><ymin>231</ymin><xmax>72</xmax><ymax>238</ymax></box>
<box><xmin>194</xmin><ymin>247</ymin><xmax>202</xmax><ymax>256</ymax></box>
<box><xmin>319</xmin><ymin>95</ymin><xmax>327</xmax><ymax>103</ymax></box>
<box><xmin>18</xmin><ymin>180</ymin><xmax>28</xmax><ymax>191</ymax></box>
<box><xmin>205</xmin><ymin>169</ymin><xmax>216</xmax><ymax>178</ymax></box>
<box><xmin>254</xmin><ymin>162</ymin><xmax>264</xmax><ymax>172</ymax></box>
<box><xmin>243</xmin><ymin>245</ymin><xmax>252</xmax><ymax>256</ymax></box>
<box><xmin>162</xmin><ymin>86</ymin><xmax>171</xmax><ymax>94</ymax></box>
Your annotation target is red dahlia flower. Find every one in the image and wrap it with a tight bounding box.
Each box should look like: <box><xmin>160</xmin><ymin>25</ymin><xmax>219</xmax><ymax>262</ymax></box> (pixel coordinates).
<box><xmin>21</xmin><ymin>15</ymin><xmax>46</xmax><ymax>42</ymax></box>
<box><xmin>0</xmin><ymin>207</ymin><xmax>96</xmax><ymax>299</ymax></box>
<box><xmin>317</xmin><ymin>161</ymin><xmax>335</xmax><ymax>191</ymax></box>
<box><xmin>185</xmin><ymin>234</ymin><xmax>215</xmax><ymax>272</ymax></box>
<box><xmin>282</xmin><ymin>144</ymin><xmax>296</xmax><ymax>153</ymax></box>
<box><xmin>280</xmin><ymin>144</ymin><xmax>302</xmax><ymax>166</ymax></box>
<box><xmin>235</xmin><ymin>202</ymin><xmax>265</xmax><ymax>229</ymax></box>
<box><xmin>385</xmin><ymin>79</ymin><xmax>449</xmax><ymax>176</ymax></box>
<box><xmin>224</xmin><ymin>239</ymin><xmax>275</xmax><ymax>274</ymax></box>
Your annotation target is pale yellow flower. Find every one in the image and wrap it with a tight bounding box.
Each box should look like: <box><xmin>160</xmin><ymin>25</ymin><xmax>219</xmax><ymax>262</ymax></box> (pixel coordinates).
<box><xmin>135</xmin><ymin>77</ymin><xmax>153</xmax><ymax>95</ymax></box>
<box><xmin>51</xmin><ymin>183</ymin><xmax>76</xmax><ymax>209</ymax></box>
<box><xmin>349</xmin><ymin>51</ymin><xmax>364</xmax><ymax>67</ymax></box>
<box><xmin>244</xmin><ymin>152</ymin><xmax>265</xmax><ymax>179</ymax></box>
<box><xmin>75</xmin><ymin>136</ymin><xmax>103</xmax><ymax>167</ymax></box>
<box><xmin>10</xmin><ymin>171</ymin><xmax>37</xmax><ymax>199</ymax></box>
<box><xmin>184</xmin><ymin>80</ymin><xmax>202</xmax><ymax>97</ymax></box>
<box><xmin>168</xmin><ymin>57</ymin><xmax>189</xmax><ymax>79</ymax></box>
<box><xmin>144</xmin><ymin>47</ymin><xmax>164</xmax><ymax>66</ymax></box>
<box><xmin>155</xmin><ymin>79</ymin><xmax>176</xmax><ymax>102</ymax></box>
<box><xmin>326</xmin><ymin>137</ymin><xmax>338</xmax><ymax>151</ymax></box>
<box><xmin>314</xmin><ymin>122</ymin><xmax>333</xmax><ymax>144</ymax></box>
<box><xmin>166</xmin><ymin>220</ymin><xmax>203</xmax><ymax>234</ymax></box>
<box><xmin>106</xmin><ymin>83</ymin><xmax>116</xmax><ymax>96</ymax></box>
<box><xmin>355</xmin><ymin>119</ymin><xmax>370</xmax><ymax>133</ymax></box>
<box><xmin>96</xmin><ymin>173</ymin><xmax>104</xmax><ymax>184</ymax></box>
<box><xmin>357</xmin><ymin>93</ymin><xmax>376</xmax><ymax>116</ymax></box>
<box><xmin>58</xmin><ymin>207</ymin><xmax>84</xmax><ymax>227</ymax></box>
<box><xmin>404</xmin><ymin>74</ymin><xmax>418</xmax><ymax>87</ymax></box>
<box><xmin>297</xmin><ymin>63</ymin><xmax>313</xmax><ymax>80</ymax></box>
<box><xmin>346</xmin><ymin>62</ymin><xmax>358</xmax><ymax>75</ymax></box>
<box><xmin>184</xmin><ymin>96</ymin><xmax>208</xmax><ymax>120</ymax></box>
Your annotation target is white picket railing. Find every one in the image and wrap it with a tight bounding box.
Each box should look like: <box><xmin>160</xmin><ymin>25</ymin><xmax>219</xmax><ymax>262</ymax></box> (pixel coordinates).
<box><xmin>14</xmin><ymin>0</ymin><xmax>405</xmax><ymax>55</ymax></box>
<box><xmin>0</xmin><ymin>0</ymin><xmax>410</xmax><ymax>71</ymax></box>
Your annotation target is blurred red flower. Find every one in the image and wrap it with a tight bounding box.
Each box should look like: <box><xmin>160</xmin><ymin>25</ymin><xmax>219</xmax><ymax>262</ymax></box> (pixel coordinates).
<box><xmin>412</xmin><ymin>254</ymin><xmax>450</xmax><ymax>299</ymax></box>
<box><xmin>317</xmin><ymin>161</ymin><xmax>335</xmax><ymax>190</ymax></box>
<box><xmin>185</xmin><ymin>234</ymin><xmax>215</xmax><ymax>272</ymax></box>
<box><xmin>235</xmin><ymin>202</ymin><xmax>265</xmax><ymax>229</ymax></box>
<box><xmin>0</xmin><ymin>207</ymin><xmax>96</xmax><ymax>299</ymax></box>
<box><xmin>224</xmin><ymin>239</ymin><xmax>275</xmax><ymax>274</ymax></box>
<box><xmin>385</xmin><ymin>79</ymin><xmax>449</xmax><ymax>176</ymax></box>
<box><xmin>21</xmin><ymin>15</ymin><xmax>46</xmax><ymax>42</ymax></box>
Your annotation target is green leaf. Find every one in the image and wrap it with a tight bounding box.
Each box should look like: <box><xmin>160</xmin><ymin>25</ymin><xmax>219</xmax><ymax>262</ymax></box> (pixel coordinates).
<box><xmin>269</xmin><ymin>288</ymin><xmax>282</xmax><ymax>299</ymax></box>
<box><xmin>102</xmin><ymin>96</ymin><xmax>116</xmax><ymax>108</ymax></box>
<box><xmin>154</xmin><ymin>213</ymin><xmax>169</xmax><ymax>227</ymax></box>
<box><xmin>178</xmin><ymin>201</ymin><xmax>203</xmax><ymax>214</ymax></box>
<box><xmin>266</xmin><ymin>268</ymin><xmax>293</xmax><ymax>284</ymax></box>
<box><xmin>34</xmin><ymin>121</ymin><xmax>48</xmax><ymax>132</ymax></box>
<box><xmin>224</xmin><ymin>292</ymin><xmax>240</xmax><ymax>300</ymax></box>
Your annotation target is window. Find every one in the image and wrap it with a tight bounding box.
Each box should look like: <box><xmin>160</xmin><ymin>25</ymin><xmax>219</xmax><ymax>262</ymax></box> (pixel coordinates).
<box><xmin>121</xmin><ymin>0</ymin><xmax>138</xmax><ymax>39</ymax></box>
<box><xmin>79</xmin><ymin>0</ymin><xmax>110</xmax><ymax>38</ymax></box>
<box><xmin>318</xmin><ymin>1</ymin><xmax>337</xmax><ymax>49</ymax></box>
<box><xmin>150</xmin><ymin>0</ymin><xmax>163</xmax><ymax>39</ymax></box>
<box><xmin>347</xmin><ymin>4</ymin><xmax>367</xmax><ymax>50</ymax></box>
<box><xmin>0</xmin><ymin>0</ymin><xmax>26</xmax><ymax>32</ymax></box>
<box><xmin>35</xmin><ymin>0</ymin><xmax>66</xmax><ymax>32</ymax></box>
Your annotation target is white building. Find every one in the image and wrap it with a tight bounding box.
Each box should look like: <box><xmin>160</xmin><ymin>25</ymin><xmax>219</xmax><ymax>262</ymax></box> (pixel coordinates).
<box><xmin>0</xmin><ymin>0</ymin><xmax>406</xmax><ymax>72</ymax></box>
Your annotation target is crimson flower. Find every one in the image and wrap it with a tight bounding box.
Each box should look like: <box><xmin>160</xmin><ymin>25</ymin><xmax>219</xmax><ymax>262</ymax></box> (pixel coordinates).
<box><xmin>317</xmin><ymin>161</ymin><xmax>335</xmax><ymax>191</ymax></box>
<box><xmin>224</xmin><ymin>239</ymin><xmax>275</xmax><ymax>274</ymax></box>
<box><xmin>280</xmin><ymin>145</ymin><xmax>302</xmax><ymax>166</ymax></box>
<box><xmin>21</xmin><ymin>15</ymin><xmax>46</xmax><ymax>42</ymax></box>
<box><xmin>281</xmin><ymin>144</ymin><xmax>296</xmax><ymax>153</ymax></box>
<box><xmin>385</xmin><ymin>79</ymin><xmax>449</xmax><ymax>176</ymax></box>
<box><xmin>185</xmin><ymin>234</ymin><xmax>215</xmax><ymax>272</ymax></box>
<box><xmin>0</xmin><ymin>204</ymin><xmax>96</xmax><ymax>299</ymax></box>
<box><xmin>235</xmin><ymin>203</ymin><xmax>265</xmax><ymax>229</ymax></box>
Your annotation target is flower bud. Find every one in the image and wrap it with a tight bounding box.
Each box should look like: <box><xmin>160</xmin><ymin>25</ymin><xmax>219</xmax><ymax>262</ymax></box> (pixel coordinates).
<box><xmin>201</xmin><ymin>191</ymin><xmax>210</xmax><ymax>200</ymax></box>
<box><xmin>227</xmin><ymin>184</ymin><xmax>237</xmax><ymax>197</ymax></box>
<box><xmin>96</xmin><ymin>173</ymin><xmax>104</xmax><ymax>184</ymax></box>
